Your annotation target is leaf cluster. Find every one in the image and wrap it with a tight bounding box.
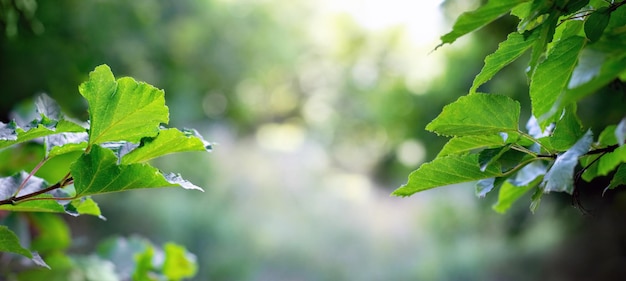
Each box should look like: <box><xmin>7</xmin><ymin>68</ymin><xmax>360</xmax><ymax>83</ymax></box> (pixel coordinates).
<box><xmin>0</xmin><ymin>65</ymin><xmax>210</xmax><ymax>270</ymax></box>
<box><xmin>395</xmin><ymin>0</ymin><xmax>626</xmax><ymax>213</ymax></box>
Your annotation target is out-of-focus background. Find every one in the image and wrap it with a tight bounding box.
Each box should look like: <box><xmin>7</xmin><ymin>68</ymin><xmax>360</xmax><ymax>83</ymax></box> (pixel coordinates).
<box><xmin>1</xmin><ymin>0</ymin><xmax>623</xmax><ymax>280</ymax></box>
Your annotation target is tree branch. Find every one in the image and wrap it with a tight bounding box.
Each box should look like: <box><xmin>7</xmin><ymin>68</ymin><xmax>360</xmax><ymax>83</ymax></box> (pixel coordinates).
<box><xmin>0</xmin><ymin>176</ymin><xmax>73</xmax><ymax>206</ymax></box>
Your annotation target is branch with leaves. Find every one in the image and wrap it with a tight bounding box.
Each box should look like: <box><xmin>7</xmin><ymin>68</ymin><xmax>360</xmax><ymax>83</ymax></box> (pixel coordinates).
<box><xmin>0</xmin><ymin>65</ymin><xmax>211</xmax><ymax>270</ymax></box>
<box><xmin>395</xmin><ymin>0</ymin><xmax>626</xmax><ymax>213</ymax></box>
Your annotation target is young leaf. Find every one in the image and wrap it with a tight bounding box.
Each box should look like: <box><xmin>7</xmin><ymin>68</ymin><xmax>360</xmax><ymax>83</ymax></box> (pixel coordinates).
<box><xmin>426</xmin><ymin>93</ymin><xmax>520</xmax><ymax>137</ymax></box>
<box><xmin>584</xmin><ymin>7</ymin><xmax>610</xmax><ymax>43</ymax></box>
<box><xmin>470</xmin><ymin>31</ymin><xmax>538</xmax><ymax>93</ymax></box>
<box><xmin>70</xmin><ymin>145</ymin><xmax>203</xmax><ymax>197</ymax></box>
<box><xmin>438</xmin><ymin>0</ymin><xmax>530</xmax><ymax>47</ymax></box>
<box><xmin>392</xmin><ymin>153</ymin><xmax>504</xmax><ymax>197</ymax></box>
<box><xmin>0</xmin><ymin>226</ymin><xmax>33</xmax><ymax>258</ymax></box>
<box><xmin>162</xmin><ymin>243</ymin><xmax>198</xmax><ymax>280</ymax></box>
<box><xmin>542</xmin><ymin>130</ymin><xmax>593</xmax><ymax>194</ymax></box>
<box><xmin>530</xmin><ymin>36</ymin><xmax>585</xmax><ymax>127</ymax></box>
<box><xmin>121</xmin><ymin>128</ymin><xmax>211</xmax><ymax>164</ymax></box>
<box><xmin>437</xmin><ymin>134</ymin><xmax>507</xmax><ymax>157</ymax></box>
<box><xmin>79</xmin><ymin>65</ymin><xmax>169</xmax><ymax>146</ymax></box>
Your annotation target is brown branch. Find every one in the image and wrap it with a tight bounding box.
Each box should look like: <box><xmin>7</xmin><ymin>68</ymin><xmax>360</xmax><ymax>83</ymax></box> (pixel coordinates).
<box><xmin>0</xmin><ymin>176</ymin><xmax>73</xmax><ymax>206</ymax></box>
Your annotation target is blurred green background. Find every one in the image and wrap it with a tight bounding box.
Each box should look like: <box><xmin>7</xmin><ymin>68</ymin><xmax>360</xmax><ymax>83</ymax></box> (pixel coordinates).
<box><xmin>2</xmin><ymin>0</ymin><xmax>624</xmax><ymax>280</ymax></box>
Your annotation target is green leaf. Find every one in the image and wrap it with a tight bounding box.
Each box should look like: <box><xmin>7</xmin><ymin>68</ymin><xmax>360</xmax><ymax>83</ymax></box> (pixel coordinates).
<box><xmin>437</xmin><ymin>134</ymin><xmax>507</xmax><ymax>157</ymax></box>
<box><xmin>584</xmin><ymin>7</ymin><xmax>611</xmax><ymax>43</ymax></box>
<box><xmin>563</xmin><ymin>54</ymin><xmax>626</xmax><ymax>105</ymax></box>
<box><xmin>597</xmin><ymin>145</ymin><xmax>626</xmax><ymax>176</ymax></box>
<box><xmin>542</xmin><ymin>130</ymin><xmax>593</xmax><ymax>193</ymax></box>
<box><xmin>70</xmin><ymin>145</ymin><xmax>203</xmax><ymax>197</ymax></box>
<box><xmin>162</xmin><ymin>242</ymin><xmax>198</xmax><ymax>280</ymax></box>
<box><xmin>493</xmin><ymin>161</ymin><xmax>546</xmax><ymax>213</ymax></box>
<box><xmin>470</xmin><ymin>31</ymin><xmax>538</xmax><ymax>93</ymax></box>
<box><xmin>392</xmin><ymin>153</ymin><xmax>504</xmax><ymax>196</ymax></box>
<box><xmin>605</xmin><ymin>164</ymin><xmax>626</xmax><ymax>192</ymax></box>
<box><xmin>121</xmin><ymin>128</ymin><xmax>211</xmax><ymax>164</ymax></box>
<box><xmin>0</xmin><ymin>225</ymin><xmax>33</xmax><ymax>258</ymax></box>
<box><xmin>64</xmin><ymin>197</ymin><xmax>104</xmax><ymax>219</ymax></box>
<box><xmin>0</xmin><ymin>119</ymin><xmax>86</xmax><ymax>150</ymax></box>
<box><xmin>133</xmin><ymin>244</ymin><xmax>156</xmax><ymax>281</ymax></box>
<box><xmin>426</xmin><ymin>93</ymin><xmax>520</xmax><ymax>136</ymax></box>
<box><xmin>530</xmin><ymin>36</ymin><xmax>586</xmax><ymax>127</ymax></box>
<box><xmin>438</xmin><ymin>0</ymin><xmax>530</xmax><ymax>47</ymax></box>
<box><xmin>0</xmin><ymin>195</ymin><xmax>65</xmax><ymax>213</ymax></box>
<box><xmin>549</xmin><ymin>105</ymin><xmax>584</xmax><ymax>151</ymax></box>
<box><xmin>528</xmin><ymin>13</ymin><xmax>559</xmax><ymax>75</ymax></box>
<box><xmin>478</xmin><ymin>146</ymin><xmax>511</xmax><ymax>172</ymax></box>
<box><xmin>46</xmin><ymin>132</ymin><xmax>88</xmax><ymax>158</ymax></box>
<box><xmin>79</xmin><ymin>64</ymin><xmax>169</xmax><ymax>145</ymax></box>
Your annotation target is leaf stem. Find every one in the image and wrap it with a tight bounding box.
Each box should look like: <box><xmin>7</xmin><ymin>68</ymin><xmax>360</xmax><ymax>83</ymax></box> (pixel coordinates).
<box><xmin>12</xmin><ymin>157</ymin><xmax>49</xmax><ymax>198</ymax></box>
<box><xmin>517</xmin><ymin>130</ymin><xmax>553</xmax><ymax>154</ymax></box>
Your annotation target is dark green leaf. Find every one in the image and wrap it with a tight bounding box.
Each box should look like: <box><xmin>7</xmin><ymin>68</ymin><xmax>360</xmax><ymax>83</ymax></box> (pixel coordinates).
<box><xmin>470</xmin><ymin>31</ymin><xmax>538</xmax><ymax>93</ymax></box>
<box><xmin>437</xmin><ymin>134</ymin><xmax>507</xmax><ymax>157</ymax></box>
<box><xmin>542</xmin><ymin>130</ymin><xmax>593</xmax><ymax>193</ymax></box>
<box><xmin>478</xmin><ymin>146</ymin><xmax>511</xmax><ymax>172</ymax></box>
<box><xmin>584</xmin><ymin>7</ymin><xmax>610</xmax><ymax>43</ymax></box>
<box><xmin>564</xmin><ymin>0</ymin><xmax>590</xmax><ymax>15</ymax></box>
<box><xmin>426</xmin><ymin>93</ymin><xmax>520</xmax><ymax>136</ymax></box>
<box><xmin>438</xmin><ymin>0</ymin><xmax>530</xmax><ymax>47</ymax></box>
<box><xmin>530</xmin><ymin>36</ymin><xmax>586</xmax><ymax>127</ymax></box>
<box><xmin>528</xmin><ymin>13</ymin><xmax>559</xmax><ymax>75</ymax></box>
<box><xmin>79</xmin><ymin>65</ymin><xmax>169</xmax><ymax>145</ymax></box>
<box><xmin>392</xmin><ymin>153</ymin><xmax>504</xmax><ymax>196</ymax></box>
<box><xmin>70</xmin><ymin>145</ymin><xmax>203</xmax><ymax>197</ymax></box>
<box><xmin>549</xmin><ymin>105</ymin><xmax>584</xmax><ymax>151</ymax></box>
<box><xmin>0</xmin><ymin>225</ymin><xmax>32</xmax><ymax>258</ymax></box>
<box><xmin>121</xmin><ymin>128</ymin><xmax>211</xmax><ymax>164</ymax></box>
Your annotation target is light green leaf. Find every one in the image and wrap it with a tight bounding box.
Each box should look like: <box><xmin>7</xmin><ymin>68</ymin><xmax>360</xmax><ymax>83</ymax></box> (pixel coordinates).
<box><xmin>438</xmin><ymin>0</ymin><xmax>530</xmax><ymax>47</ymax></box>
<box><xmin>392</xmin><ymin>153</ymin><xmax>504</xmax><ymax>197</ymax></box>
<box><xmin>30</xmin><ymin>213</ymin><xmax>71</xmax><ymax>253</ymax></box>
<box><xmin>0</xmin><ymin>195</ymin><xmax>65</xmax><ymax>213</ymax></box>
<box><xmin>162</xmin><ymin>243</ymin><xmax>198</xmax><ymax>280</ymax></box>
<box><xmin>0</xmin><ymin>225</ymin><xmax>32</xmax><ymax>258</ymax></box>
<box><xmin>426</xmin><ymin>93</ymin><xmax>520</xmax><ymax>136</ymax></box>
<box><xmin>530</xmin><ymin>36</ymin><xmax>586</xmax><ymax>127</ymax></box>
<box><xmin>597</xmin><ymin>145</ymin><xmax>626</xmax><ymax>176</ymax></box>
<box><xmin>470</xmin><ymin>31</ymin><xmax>538</xmax><ymax>93</ymax></box>
<box><xmin>493</xmin><ymin>175</ymin><xmax>542</xmax><ymax>214</ymax></box>
<box><xmin>121</xmin><ymin>128</ymin><xmax>211</xmax><ymax>164</ymax></box>
<box><xmin>530</xmin><ymin>186</ymin><xmax>543</xmax><ymax>213</ymax></box>
<box><xmin>437</xmin><ymin>134</ymin><xmax>507</xmax><ymax>157</ymax></box>
<box><xmin>79</xmin><ymin>65</ymin><xmax>169</xmax><ymax>145</ymax></box>
<box><xmin>71</xmin><ymin>145</ymin><xmax>203</xmax><ymax>197</ymax></box>
<box><xmin>549</xmin><ymin>105</ymin><xmax>584</xmax><ymax>151</ymax></box>
<box><xmin>542</xmin><ymin>130</ymin><xmax>593</xmax><ymax>194</ymax></box>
